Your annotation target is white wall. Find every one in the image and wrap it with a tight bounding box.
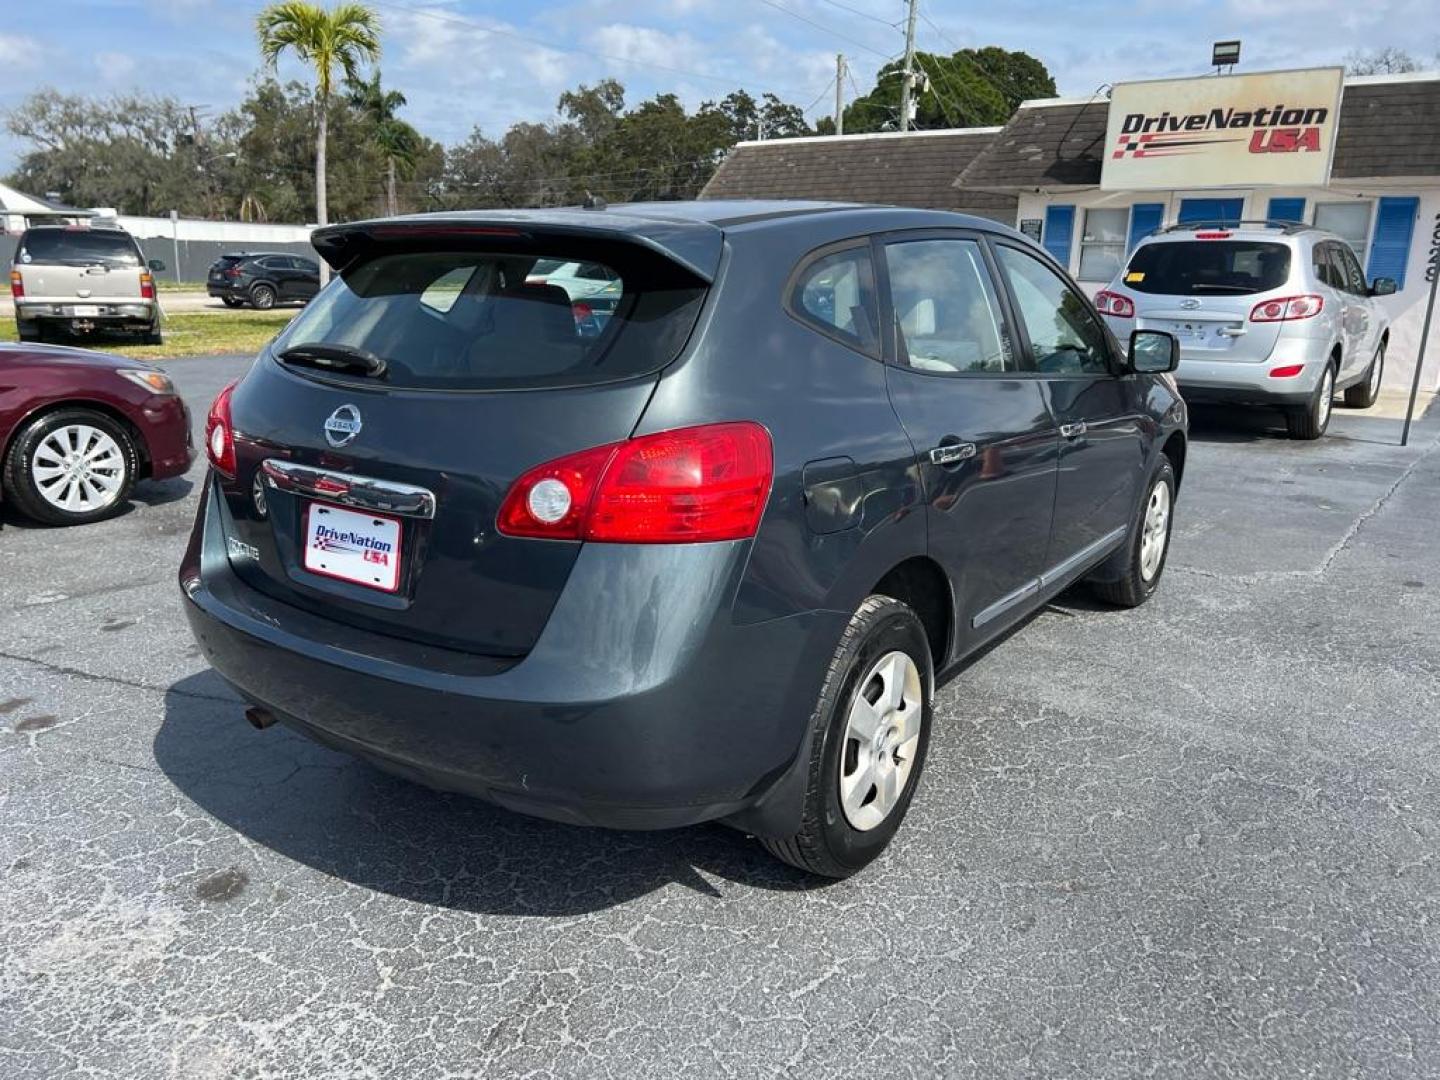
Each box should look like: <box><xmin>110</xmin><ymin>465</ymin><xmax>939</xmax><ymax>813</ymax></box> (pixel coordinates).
<box><xmin>110</xmin><ymin>215</ymin><xmax>314</xmax><ymax>244</ymax></box>
<box><xmin>1015</xmin><ymin>185</ymin><xmax>1440</xmax><ymax>393</ymax></box>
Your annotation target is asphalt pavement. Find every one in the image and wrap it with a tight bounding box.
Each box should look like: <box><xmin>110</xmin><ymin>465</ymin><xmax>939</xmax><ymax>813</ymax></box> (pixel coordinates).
<box><xmin>2</xmin><ymin>354</ymin><xmax>1439</xmax><ymax>1078</ymax></box>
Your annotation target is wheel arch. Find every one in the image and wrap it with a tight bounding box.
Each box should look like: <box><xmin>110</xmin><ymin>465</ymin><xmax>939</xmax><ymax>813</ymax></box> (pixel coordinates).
<box><xmin>1160</xmin><ymin>430</ymin><xmax>1186</xmax><ymax>490</ymax></box>
<box><xmin>3</xmin><ymin>398</ymin><xmax>151</xmax><ymax>479</ymax></box>
<box><xmin>870</xmin><ymin>555</ymin><xmax>952</xmax><ymax>672</ymax></box>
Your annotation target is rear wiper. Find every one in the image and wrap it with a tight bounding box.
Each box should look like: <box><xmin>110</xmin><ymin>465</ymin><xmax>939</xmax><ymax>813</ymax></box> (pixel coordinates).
<box><xmin>277</xmin><ymin>343</ymin><xmax>388</xmax><ymax>378</ymax></box>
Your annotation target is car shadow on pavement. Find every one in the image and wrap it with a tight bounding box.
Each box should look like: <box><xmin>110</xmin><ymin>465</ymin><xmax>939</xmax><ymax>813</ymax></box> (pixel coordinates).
<box><xmin>1184</xmin><ymin>404</ymin><xmax>1291</xmax><ymax>443</ymax></box>
<box><xmin>154</xmin><ymin>671</ymin><xmax>829</xmax><ymax>915</ymax></box>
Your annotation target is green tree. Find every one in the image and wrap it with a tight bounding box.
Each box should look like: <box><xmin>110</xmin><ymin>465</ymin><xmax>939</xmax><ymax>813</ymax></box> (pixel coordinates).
<box><xmin>843</xmin><ymin>47</ymin><xmax>1055</xmax><ymax>132</ymax></box>
<box><xmin>256</xmin><ymin>1</ymin><xmax>381</xmax><ymax>232</ymax></box>
<box><xmin>347</xmin><ymin>71</ymin><xmax>420</xmax><ymax>216</ymax></box>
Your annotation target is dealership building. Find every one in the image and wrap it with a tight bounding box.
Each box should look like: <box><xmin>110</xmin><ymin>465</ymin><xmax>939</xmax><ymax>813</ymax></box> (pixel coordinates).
<box><xmin>704</xmin><ymin>67</ymin><xmax>1440</xmax><ymax>393</ymax></box>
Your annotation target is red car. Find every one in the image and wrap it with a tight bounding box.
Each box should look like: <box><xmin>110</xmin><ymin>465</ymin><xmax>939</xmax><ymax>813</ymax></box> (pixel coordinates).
<box><xmin>0</xmin><ymin>343</ymin><xmax>193</xmax><ymax>525</ymax></box>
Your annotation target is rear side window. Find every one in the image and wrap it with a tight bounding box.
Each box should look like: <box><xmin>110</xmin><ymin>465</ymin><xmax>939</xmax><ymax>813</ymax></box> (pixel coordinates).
<box><xmin>18</xmin><ymin>229</ymin><xmax>141</xmax><ymax>267</ymax></box>
<box><xmin>885</xmin><ymin>238</ymin><xmax>1016</xmax><ymax>374</ymax></box>
<box><xmin>788</xmin><ymin>245</ymin><xmax>878</xmax><ymax>354</ymax></box>
<box><xmin>1124</xmin><ymin>241</ymin><xmax>1291</xmax><ymax>296</ymax></box>
<box><xmin>275</xmin><ymin>248</ymin><xmax>706</xmax><ymax>391</ymax></box>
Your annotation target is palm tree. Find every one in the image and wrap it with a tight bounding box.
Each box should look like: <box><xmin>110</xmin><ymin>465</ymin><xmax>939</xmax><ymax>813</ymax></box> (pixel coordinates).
<box><xmin>256</xmin><ymin>1</ymin><xmax>381</xmax><ymax>235</ymax></box>
<box><xmin>347</xmin><ymin>71</ymin><xmax>419</xmax><ymax>216</ymax></box>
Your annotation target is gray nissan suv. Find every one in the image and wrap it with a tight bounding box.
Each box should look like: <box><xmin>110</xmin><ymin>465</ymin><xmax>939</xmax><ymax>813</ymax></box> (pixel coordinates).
<box><xmin>1094</xmin><ymin>221</ymin><xmax>1393</xmax><ymax>439</ymax></box>
<box><xmin>180</xmin><ymin>201</ymin><xmax>1188</xmax><ymax>877</ymax></box>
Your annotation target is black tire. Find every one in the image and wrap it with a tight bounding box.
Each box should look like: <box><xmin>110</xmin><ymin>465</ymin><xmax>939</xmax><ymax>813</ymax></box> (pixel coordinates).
<box><xmin>140</xmin><ymin>323</ymin><xmax>163</xmax><ymax>346</ymax></box>
<box><xmin>2</xmin><ymin>408</ymin><xmax>139</xmax><ymax>526</ymax></box>
<box><xmin>1286</xmin><ymin>361</ymin><xmax>1335</xmax><ymax>440</ymax></box>
<box><xmin>250</xmin><ymin>283</ymin><xmax>276</xmax><ymax>310</ymax></box>
<box><xmin>1344</xmin><ymin>340</ymin><xmax>1385</xmax><ymax>409</ymax></box>
<box><xmin>1091</xmin><ymin>456</ymin><xmax>1176</xmax><ymax>609</ymax></box>
<box><xmin>761</xmin><ymin>595</ymin><xmax>934</xmax><ymax>879</ymax></box>
<box><xmin>220</xmin><ymin>296</ymin><xmax>242</xmax><ymax>308</ymax></box>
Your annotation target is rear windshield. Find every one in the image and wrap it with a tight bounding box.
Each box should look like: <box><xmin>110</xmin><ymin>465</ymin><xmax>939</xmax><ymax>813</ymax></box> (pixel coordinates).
<box><xmin>273</xmin><ymin>248</ymin><xmax>706</xmax><ymax>391</ymax></box>
<box><xmin>1123</xmin><ymin>241</ymin><xmax>1291</xmax><ymax>296</ymax></box>
<box><xmin>19</xmin><ymin>229</ymin><xmax>141</xmax><ymax>268</ymax></box>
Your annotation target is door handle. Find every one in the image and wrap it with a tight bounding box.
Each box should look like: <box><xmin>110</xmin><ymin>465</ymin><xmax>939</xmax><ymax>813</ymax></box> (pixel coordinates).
<box><xmin>1060</xmin><ymin>422</ymin><xmax>1087</xmax><ymax>439</ymax></box>
<box><xmin>929</xmin><ymin>441</ymin><xmax>976</xmax><ymax>467</ymax></box>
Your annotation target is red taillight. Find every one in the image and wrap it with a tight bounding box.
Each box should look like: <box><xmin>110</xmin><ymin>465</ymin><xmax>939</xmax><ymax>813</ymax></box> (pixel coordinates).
<box><xmin>497</xmin><ymin>422</ymin><xmax>774</xmax><ymax>543</ymax></box>
<box><xmin>140</xmin><ymin>271</ymin><xmax>155</xmax><ymax>300</ymax></box>
<box><xmin>225</xmin><ymin>266</ymin><xmax>243</xmax><ymax>278</ymax></box>
<box><xmin>1250</xmin><ymin>294</ymin><xmax>1323</xmax><ymax>323</ymax></box>
<box><xmin>9</xmin><ymin>270</ymin><xmax>23</xmax><ymax>299</ymax></box>
<box><xmin>1195</xmin><ymin>230</ymin><xmax>1232</xmax><ymax>239</ymax></box>
<box><xmin>205</xmin><ymin>381</ymin><xmax>238</xmax><ymax>477</ymax></box>
<box><xmin>1269</xmin><ymin>364</ymin><xmax>1306</xmax><ymax>378</ymax></box>
<box><xmin>1094</xmin><ymin>290</ymin><xmax>1135</xmax><ymax>318</ymax></box>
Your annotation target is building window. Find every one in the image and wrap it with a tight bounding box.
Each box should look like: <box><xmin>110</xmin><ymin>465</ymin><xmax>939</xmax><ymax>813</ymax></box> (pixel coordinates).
<box><xmin>1078</xmin><ymin>208</ymin><xmax>1129</xmax><ymax>282</ymax></box>
<box><xmin>1313</xmin><ymin>202</ymin><xmax>1372</xmax><ymax>258</ymax></box>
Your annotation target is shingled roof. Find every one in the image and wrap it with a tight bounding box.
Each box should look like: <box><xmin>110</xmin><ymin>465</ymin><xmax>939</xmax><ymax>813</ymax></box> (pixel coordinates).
<box><xmin>955</xmin><ymin>73</ymin><xmax>1440</xmax><ymax>192</ymax></box>
<box><xmin>700</xmin><ymin>128</ymin><xmax>1018</xmax><ymax>222</ymax></box>
<box><xmin>1332</xmin><ymin>75</ymin><xmax>1440</xmax><ymax>179</ymax></box>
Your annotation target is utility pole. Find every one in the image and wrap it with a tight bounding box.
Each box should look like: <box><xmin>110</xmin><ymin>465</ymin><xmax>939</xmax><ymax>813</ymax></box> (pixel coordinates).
<box><xmin>899</xmin><ymin>0</ymin><xmax>919</xmax><ymax>132</ymax></box>
<box><xmin>836</xmin><ymin>54</ymin><xmax>846</xmax><ymax>136</ymax></box>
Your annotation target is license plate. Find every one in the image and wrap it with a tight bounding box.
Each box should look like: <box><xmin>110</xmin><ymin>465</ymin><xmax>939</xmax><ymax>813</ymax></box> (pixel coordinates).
<box><xmin>72</xmin><ymin>305</ymin><xmax>101</xmax><ymax>317</ymax></box>
<box><xmin>302</xmin><ymin>502</ymin><xmax>403</xmax><ymax>593</ymax></box>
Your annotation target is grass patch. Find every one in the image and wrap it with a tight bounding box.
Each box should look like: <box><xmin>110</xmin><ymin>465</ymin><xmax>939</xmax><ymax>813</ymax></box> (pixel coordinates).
<box><xmin>156</xmin><ymin>280</ymin><xmax>208</xmax><ymax>292</ymax></box>
<box><xmin>0</xmin><ymin>309</ymin><xmax>297</xmax><ymax>361</ymax></box>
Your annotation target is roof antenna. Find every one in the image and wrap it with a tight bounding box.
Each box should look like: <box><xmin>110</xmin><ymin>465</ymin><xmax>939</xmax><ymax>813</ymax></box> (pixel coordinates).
<box><xmin>581</xmin><ymin>191</ymin><xmax>607</xmax><ymax>211</ymax></box>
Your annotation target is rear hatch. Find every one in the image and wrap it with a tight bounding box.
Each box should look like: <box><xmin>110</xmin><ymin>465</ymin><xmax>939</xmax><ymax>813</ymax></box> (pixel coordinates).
<box><xmin>208</xmin><ymin>254</ymin><xmax>248</xmax><ymax>287</ymax></box>
<box><xmin>15</xmin><ymin>228</ymin><xmax>148</xmax><ymax>302</ymax></box>
<box><xmin>1125</xmin><ymin>238</ymin><xmax>1293</xmax><ymax>363</ymax></box>
<box><xmin>219</xmin><ymin>217</ymin><xmax>717</xmax><ymax>657</ymax></box>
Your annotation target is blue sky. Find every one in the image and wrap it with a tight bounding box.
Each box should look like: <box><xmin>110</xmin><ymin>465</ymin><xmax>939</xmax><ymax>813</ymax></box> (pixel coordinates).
<box><xmin>1</xmin><ymin>0</ymin><xmax>1437</xmax><ymax>177</ymax></box>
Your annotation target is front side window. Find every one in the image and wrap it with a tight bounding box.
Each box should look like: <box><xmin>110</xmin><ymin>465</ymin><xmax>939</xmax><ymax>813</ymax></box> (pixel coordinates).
<box><xmin>884</xmin><ymin>238</ymin><xmax>1016</xmax><ymax>374</ymax></box>
<box><xmin>1338</xmin><ymin>246</ymin><xmax>1368</xmax><ymax>295</ymax></box>
<box><xmin>789</xmin><ymin>246</ymin><xmax>878</xmax><ymax>353</ymax></box>
<box><xmin>1078</xmin><ymin>208</ymin><xmax>1129</xmax><ymax>282</ymax></box>
<box><xmin>995</xmin><ymin>244</ymin><xmax>1111</xmax><ymax>376</ymax></box>
<box><xmin>1314</xmin><ymin>202</ymin><xmax>1372</xmax><ymax>259</ymax></box>
<box><xmin>275</xmin><ymin>248</ymin><xmax>704</xmax><ymax>390</ymax></box>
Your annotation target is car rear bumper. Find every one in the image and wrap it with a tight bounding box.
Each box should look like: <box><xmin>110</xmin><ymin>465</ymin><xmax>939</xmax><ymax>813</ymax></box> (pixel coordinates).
<box><xmin>207</xmin><ymin>284</ymin><xmax>244</xmax><ymax>299</ymax></box>
<box><xmin>179</xmin><ymin>479</ymin><xmax>842</xmax><ymax>831</ymax></box>
<box><xmin>16</xmin><ymin>300</ymin><xmax>158</xmax><ymax>328</ymax></box>
<box><xmin>1175</xmin><ymin>341</ymin><xmax>1331</xmax><ymax>407</ymax></box>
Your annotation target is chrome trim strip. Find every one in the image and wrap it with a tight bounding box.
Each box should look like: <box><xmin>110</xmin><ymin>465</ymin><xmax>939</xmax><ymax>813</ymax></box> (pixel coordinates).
<box><xmin>971</xmin><ymin>580</ymin><xmax>1040</xmax><ymax>629</ymax></box>
<box><xmin>261</xmin><ymin>459</ymin><xmax>436</xmax><ymax>519</ymax></box>
<box><xmin>1038</xmin><ymin>526</ymin><xmax>1128</xmax><ymax>588</ymax></box>
<box><xmin>971</xmin><ymin>526</ymin><xmax>1128</xmax><ymax>629</ymax></box>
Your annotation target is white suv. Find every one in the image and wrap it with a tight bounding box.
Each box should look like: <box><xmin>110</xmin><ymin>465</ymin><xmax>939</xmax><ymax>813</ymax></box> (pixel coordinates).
<box><xmin>10</xmin><ymin>225</ymin><xmax>164</xmax><ymax>345</ymax></box>
<box><xmin>1093</xmin><ymin>222</ymin><xmax>1393</xmax><ymax>439</ymax></box>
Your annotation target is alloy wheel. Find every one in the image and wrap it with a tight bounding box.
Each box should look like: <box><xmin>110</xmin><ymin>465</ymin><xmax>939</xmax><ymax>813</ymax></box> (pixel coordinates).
<box><xmin>1318</xmin><ymin>367</ymin><xmax>1334</xmax><ymax>428</ymax></box>
<box><xmin>31</xmin><ymin>424</ymin><xmax>126</xmax><ymax>514</ymax></box>
<box><xmin>1140</xmin><ymin>479</ymin><xmax>1171</xmax><ymax>582</ymax></box>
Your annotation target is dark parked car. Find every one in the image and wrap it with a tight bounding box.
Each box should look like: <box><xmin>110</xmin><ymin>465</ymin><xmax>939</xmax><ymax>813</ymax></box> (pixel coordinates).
<box><xmin>207</xmin><ymin>252</ymin><xmax>320</xmax><ymax>309</ymax></box>
<box><xmin>1</xmin><ymin>343</ymin><xmax>192</xmax><ymax>525</ymax></box>
<box><xmin>180</xmin><ymin>201</ymin><xmax>1187</xmax><ymax>877</ymax></box>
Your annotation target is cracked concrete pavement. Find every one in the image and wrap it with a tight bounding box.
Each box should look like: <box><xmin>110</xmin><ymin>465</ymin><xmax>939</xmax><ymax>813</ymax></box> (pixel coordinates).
<box><xmin>2</xmin><ymin>354</ymin><xmax>1438</xmax><ymax>1078</ymax></box>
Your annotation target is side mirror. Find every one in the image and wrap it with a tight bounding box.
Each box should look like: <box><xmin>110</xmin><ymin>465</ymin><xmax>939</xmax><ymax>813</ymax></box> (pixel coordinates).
<box><xmin>1369</xmin><ymin>277</ymin><xmax>1397</xmax><ymax>297</ymax></box>
<box><xmin>1128</xmin><ymin>329</ymin><xmax>1179</xmax><ymax>374</ymax></box>
<box><xmin>148</xmin><ymin>258</ymin><xmax>166</xmax><ymax>273</ymax></box>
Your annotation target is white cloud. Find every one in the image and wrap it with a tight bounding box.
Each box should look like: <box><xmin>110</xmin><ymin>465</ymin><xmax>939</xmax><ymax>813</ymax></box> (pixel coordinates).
<box><xmin>94</xmin><ymin>51</ymin><xmax>138</xmax><ymax>83</ymax></box>
<box><xmin>590</xmin><ymin>24</ymin><xmax>706</xmax><ymax>73</ymax></box>
<box><xmin>0</xmin><ymin>34</ymin><xmax>43</xmax><ymax>71</ymax></box>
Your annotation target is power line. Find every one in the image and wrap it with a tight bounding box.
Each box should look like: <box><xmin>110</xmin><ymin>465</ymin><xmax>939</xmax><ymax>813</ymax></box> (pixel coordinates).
<box><xmin>370</xmin><ymin>0</ymin><xmax>817</xmax><ymax>97</ymax></box>
<box><xmin>750</xmin><ymin>0</ymin><xmax>896</xmax><ymax>61</ymax></box>
<box><xmin>813</xmin><ymin>0</ymin><xmax>903</xmax><ymax>28</ymax></box>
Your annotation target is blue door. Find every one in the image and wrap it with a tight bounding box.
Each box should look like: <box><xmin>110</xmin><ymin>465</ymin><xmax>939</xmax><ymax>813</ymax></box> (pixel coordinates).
<box><xmin>1177</xmin><ymin>198</ymin><xmax>1244</xmax><ymax>226</ymax></box>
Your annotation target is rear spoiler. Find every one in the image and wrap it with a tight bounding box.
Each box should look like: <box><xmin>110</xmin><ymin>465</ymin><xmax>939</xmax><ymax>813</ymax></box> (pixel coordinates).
<box><xmin>311</xmin><ymin>210</ymin><xmax>725</xmax><ymax>284</ymax></box>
